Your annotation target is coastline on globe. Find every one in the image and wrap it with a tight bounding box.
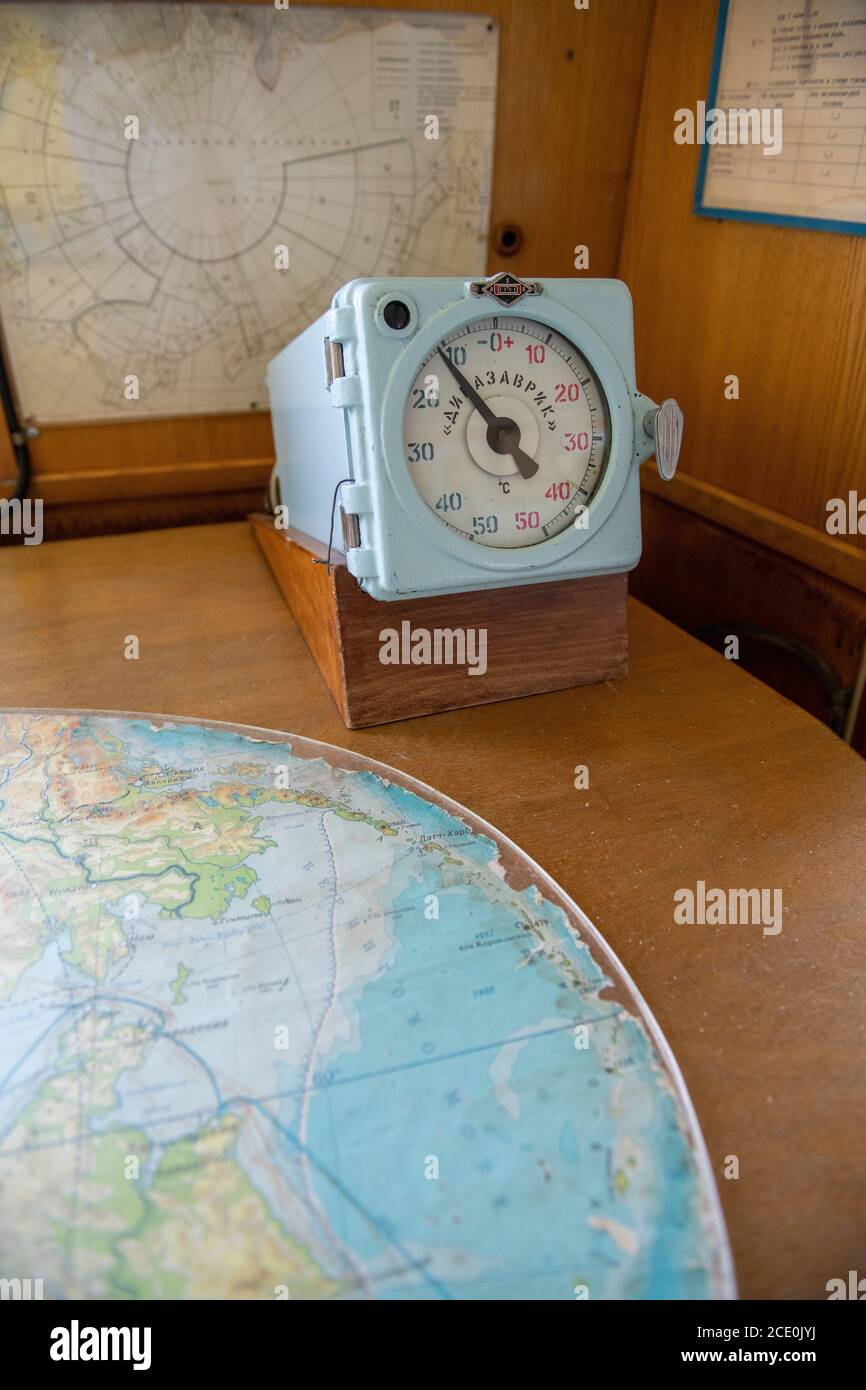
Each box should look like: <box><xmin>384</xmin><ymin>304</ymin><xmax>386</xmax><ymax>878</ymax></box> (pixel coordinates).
<box><xmin>0</xmin><ymin>710</ymin><xmax>735</xmax><ymax>1300</ymax></box>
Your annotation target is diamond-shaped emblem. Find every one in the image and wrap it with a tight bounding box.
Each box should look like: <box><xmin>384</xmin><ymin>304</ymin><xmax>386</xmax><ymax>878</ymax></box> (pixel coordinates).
<box><xmin>479</xmin><ymin>273</ymin><xmax>537</xmax><ymax>303</ymax></box>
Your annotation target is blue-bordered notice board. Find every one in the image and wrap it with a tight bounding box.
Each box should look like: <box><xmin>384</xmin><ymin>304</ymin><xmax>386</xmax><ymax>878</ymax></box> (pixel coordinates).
<box><xmin>695</xmin><ymin>0</ymin><xmax>866</xmax><ymax>236</ymax></box>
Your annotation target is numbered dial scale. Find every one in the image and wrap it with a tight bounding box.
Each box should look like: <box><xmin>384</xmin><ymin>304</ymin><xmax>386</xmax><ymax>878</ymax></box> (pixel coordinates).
<box><xmin>267</xmin><ymin>275</ymin><xmax>682</xmax><ymax>600</ymax></box>
<box><xmin>405</xmin><ymin>316</ymin><xmax>611</xmax><ymax>548</ymax></box>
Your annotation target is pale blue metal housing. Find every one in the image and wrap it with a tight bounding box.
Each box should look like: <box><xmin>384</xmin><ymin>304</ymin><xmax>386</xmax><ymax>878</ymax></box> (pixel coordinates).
<box><xmin>267</xmin><ymin>277</ymin><xmax>660</xmax><ymax>600</ymax></box>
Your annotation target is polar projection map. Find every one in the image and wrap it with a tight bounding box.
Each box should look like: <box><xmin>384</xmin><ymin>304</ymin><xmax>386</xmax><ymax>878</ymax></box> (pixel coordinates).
<box><xmin>0</xmin><ymin>712</ymin><xmax>734</xmax><ymax>1300</ymax></box>
<box><xmin>0</xmin><ymin>5</ymin><xmax>498</xmax><ymax>421</ymax></box>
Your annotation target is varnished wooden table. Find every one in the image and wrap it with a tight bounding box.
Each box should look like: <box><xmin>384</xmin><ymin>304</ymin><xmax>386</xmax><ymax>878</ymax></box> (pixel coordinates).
<box><xmin>3</xmin><ymin>521</ymin><xmax>865</xmax><ymax>1300</ymax></box>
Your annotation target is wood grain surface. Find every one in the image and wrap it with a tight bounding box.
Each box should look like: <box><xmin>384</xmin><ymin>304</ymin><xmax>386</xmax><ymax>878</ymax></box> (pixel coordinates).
<box><xmin>619</xmin><ymin>0</ymin><xmax>866</xmax><ymax>546</ymax></box>
<box><xmin>2</xmin><ymin>521</ymin><xmax>866</xmax><ymax>1300</ymax></box>
<box><xmin>632</xmin><ymin>491</ymin><xmax>866</xmax><ymax>748</ymax></box>
<box><xmin>250</xmin><ymin>514</ymin><xmax>628</xmax><ymax>726</ymax></box>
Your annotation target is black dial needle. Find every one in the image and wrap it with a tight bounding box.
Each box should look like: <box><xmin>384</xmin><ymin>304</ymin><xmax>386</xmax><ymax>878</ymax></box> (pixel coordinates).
<box><xmin>437</xmin><ymin>347</ymin><xmax>539</xmax><ymax>480</ymax></box>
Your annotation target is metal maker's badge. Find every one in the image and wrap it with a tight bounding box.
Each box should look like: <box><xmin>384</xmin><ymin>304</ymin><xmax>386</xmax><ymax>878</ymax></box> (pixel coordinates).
<box><xmin>471</xmin><ymin>272</ymin><xmax>543</xmax><ymax>302</ymax></box>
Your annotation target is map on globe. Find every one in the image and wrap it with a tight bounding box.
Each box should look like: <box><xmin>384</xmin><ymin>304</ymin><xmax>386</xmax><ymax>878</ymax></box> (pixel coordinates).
<box><xmin>0</xmin><ymin>4</ymin><xmax>497</xmax><ymax>421</ymax></box>
<box><xmin>0</xmin><ymin>711</ymin><xmax>734</xmax><ymax>1300</ymax></box>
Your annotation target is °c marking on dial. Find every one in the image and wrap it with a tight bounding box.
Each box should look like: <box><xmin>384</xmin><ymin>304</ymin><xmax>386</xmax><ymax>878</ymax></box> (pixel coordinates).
<box><xmin>405</xmin><ymin>316</ymin><xmax>611</xmax><ymax>548</ymax></box>
<box><xmin>436</xmin><ymin>346</ymin><xmax>539</xmax><ymax>480</ymax></box>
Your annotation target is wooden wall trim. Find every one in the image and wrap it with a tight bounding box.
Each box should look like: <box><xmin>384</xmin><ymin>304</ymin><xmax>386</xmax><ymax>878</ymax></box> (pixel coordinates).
<box><xmin>642</xmin><ymin>468</ymin><xmax>866</xmax><ymax>596</ymax></box>
<box><xmin>33</xmin><ymin>457</ymin><xmax>272</xmax><ymax>506</ymax></box>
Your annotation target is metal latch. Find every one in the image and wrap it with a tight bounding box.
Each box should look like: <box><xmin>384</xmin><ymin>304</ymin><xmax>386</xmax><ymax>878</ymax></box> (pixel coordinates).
<box><xmin>644</xmin><ymin>399</ymin><xmax>683</xmax><ymax>481</ymax></box>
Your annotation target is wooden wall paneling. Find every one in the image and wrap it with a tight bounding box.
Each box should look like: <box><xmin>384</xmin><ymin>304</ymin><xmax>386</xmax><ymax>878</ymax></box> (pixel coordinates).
<box><xmin>617</xmin><ymin>0</ymin><xmax>866</xmax><ymax>546</ymax></box>
<box><xmin>641</xmin><ymin>469</ymin><xmax>866</xmax><ymax>596</ymax></box>
<box><xmin>617</xmin><ymin>0</ymin><xmax>866</xmax><ymax>744</ymax></box>
<box><xmin>2</xmin><ymin>0</ymin><xmax>654</xmax><ymax>533</ymax></box>
<box><xmin>632</xmin><ymin>490</ymin><xmax>866</xmax><ymax>742</ymax></box>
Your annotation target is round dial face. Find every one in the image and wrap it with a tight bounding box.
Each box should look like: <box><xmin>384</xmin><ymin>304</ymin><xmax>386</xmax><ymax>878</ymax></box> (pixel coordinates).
<box><xmin>402</xmin><ymin>314</ymin><xmax>611</xmax><ymax>548</ymax></box>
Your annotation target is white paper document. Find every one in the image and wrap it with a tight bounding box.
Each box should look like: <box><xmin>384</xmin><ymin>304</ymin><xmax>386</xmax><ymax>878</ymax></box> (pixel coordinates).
<box><xmin>696</xmin><ymin>0</ymin><xmax>866</xmax><ymax>234</ymax></box>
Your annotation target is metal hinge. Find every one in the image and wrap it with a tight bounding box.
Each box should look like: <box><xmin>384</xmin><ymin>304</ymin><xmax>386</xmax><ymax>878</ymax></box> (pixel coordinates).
<box><xmin>323</xmin><ymin>336</ymin><xmax>344</xmax><ymax>388</ymax></box>
<box><xmin>340</xmin><ymin>508</ymin><xmax>361</xmax><ymax>549</ymax></box>
<box><xmin>337</xmin><ymin>482</ymin><xmax>371</xmax><ymax>551</ymax></box>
